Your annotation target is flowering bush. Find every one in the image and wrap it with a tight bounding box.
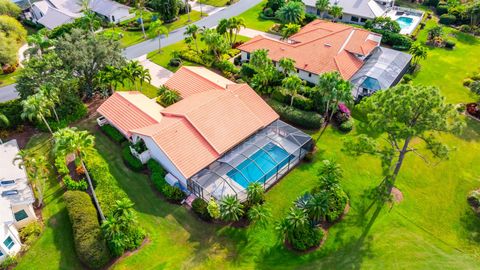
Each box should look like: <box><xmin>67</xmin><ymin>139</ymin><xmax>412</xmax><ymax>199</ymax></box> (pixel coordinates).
<box><xmin>338</xmin><ymin>103</ymin><xmax>350</xmax><ymax>116</ymax></box>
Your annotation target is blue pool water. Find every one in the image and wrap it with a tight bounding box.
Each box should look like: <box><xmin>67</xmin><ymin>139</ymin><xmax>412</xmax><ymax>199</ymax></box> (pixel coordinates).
<box><xmin>396</xmin><ymin>16</ymin><xmax>414</xmax><ymax>30</ymax></box>
<box><xmin>227</xmin><ymin>143</ymin><xmax>291</xmax><ymax>188</ymax></box>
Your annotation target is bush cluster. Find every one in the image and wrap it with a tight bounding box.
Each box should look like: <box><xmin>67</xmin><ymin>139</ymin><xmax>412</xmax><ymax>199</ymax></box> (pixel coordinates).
<box><xmin>268</xmin><ymin>100</ymin><xmax>323</xmax><ymax>130</ymax></box>
<box><xmin>147</xmin><ymin>159</ymin><xmax>186</xmax><ymax>203</ymax></box>
<box><xmin>63</xmin><ymin>175</ymin><xmax>88</xmax><ymax>191</ymax></box>
<box><xmin>63</xmin><ymin>191</ymin><xmax>111</xmax><ymax>269</ymax></box>
<box><xmin>373</xmin><ymin>29</ymin><xmax>413</xmax><ymax>50</ymax></box>
<box><xmin>339</xmin><ymin>118</ymin><xmax>354</xmax><ymax>133</ymax></box>
<box><xmin>0</xmin><ymin>99</ymin><xmax>24</xmax><ymax>130</ymax></box>
<box><xmin>271</xmin><ymin>88</ymin><xmax>314</xmax><ymax>111</ymax></box>
<box><xmin>122</xmin><ymin>146</ymin><xmax>144</xmax><ymax>171</ymax></box>
<box><xmin>19</xmin><ymin>221</ymin><xmax>42</xmax><ymax>246</ymax></box>
<box><xmin>100</xmin><ymin>124</ymin><xmax>125</xmax><ymax>144</ymax></box>
<box><xmin>289</xmin><ymin>226</ymin><xmax>323</xmax><ymax>251</ymax></box>
<box><xmin>439</xmin><ymin>14</ymin><xmax>456</xmax><ymax>25</ymax></box>
<box><xmin>192</xmin><ymin>198</ymin><xmax>212</xmax><ymax>221</ymax></box>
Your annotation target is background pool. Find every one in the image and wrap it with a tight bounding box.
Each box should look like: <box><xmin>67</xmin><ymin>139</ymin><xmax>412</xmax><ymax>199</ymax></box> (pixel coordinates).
<box><xmin>396</xmin><ymin>16</ymin><xmax>414</xmax><ymax>30</ymax></box>
<box><xmin>227</xmin><ymin>143</ymin><xmax>291</xmax><ymax>188</ymax></box>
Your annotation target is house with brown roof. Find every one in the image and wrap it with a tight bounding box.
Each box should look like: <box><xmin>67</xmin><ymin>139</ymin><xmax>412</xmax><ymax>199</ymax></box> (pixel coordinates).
<box><xmin>238</xmin><ymin>20</ymin><xmax>411</xmax><ymax>99</ymax></box>
<box><xmin>97</xmin><ymin>67</ymin><xmax>313</xmax><ymax>202</ymax></box>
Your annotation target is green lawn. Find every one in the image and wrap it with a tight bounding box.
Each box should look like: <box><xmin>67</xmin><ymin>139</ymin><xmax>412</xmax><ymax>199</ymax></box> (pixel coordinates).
<box><xmin>198</xmin><ymin>0</ymin><xmax>230</xmax><ymax>7</ymax></box>
<box><xmin>147</xmin><ymin>35</ymin><xmax>250</xmax><ymax>72</ymax></box>
<box><xmin>0</xmin><ymin>69</ymin><xmax>21</xmax><ymax>87</ymax></box>
<box><xmin>105</xmin><ymin>11</ymin><xmax>202</xmax><ymax>48</ymax></box>
<box><xmin>117</xmin><ymin>79</ymin><xmax>159</xmax><ymax>99</ymax></box>
<box><xmin>237</xmin><ymin>0</ymin><xmax>276</xmax><ymax>32</ymax></box>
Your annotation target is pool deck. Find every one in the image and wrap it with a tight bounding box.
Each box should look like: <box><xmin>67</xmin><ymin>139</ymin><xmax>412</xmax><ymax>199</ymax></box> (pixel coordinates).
<box><xmin>385</xmin><ymin>8</ymin><xmax>423</xmax><ymax>35</ymax></box>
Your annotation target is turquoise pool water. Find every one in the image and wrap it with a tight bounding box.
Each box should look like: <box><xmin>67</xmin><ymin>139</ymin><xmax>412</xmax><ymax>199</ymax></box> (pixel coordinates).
<box><xmin>396</xmin><ymin>16</ymin><xmax>414</xmax><ymax>30</ymax></box>
<box><xmin>227</xmin><ymin>143</ymin><xmax>291</xmax><ymax>188</ymax></box>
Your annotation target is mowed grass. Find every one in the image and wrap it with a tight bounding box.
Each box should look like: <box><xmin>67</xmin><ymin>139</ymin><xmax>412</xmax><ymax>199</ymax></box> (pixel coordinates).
<box><xmin>198</xmin><ymin>0</ymin><xmax>230</xmax><ymax>7</ymax></box>
<box><xmin>117</xmin><ymin>79</ymin><xmax>159</xmax><ymax>99</ymax></box>
<box><xmin>238</xmin><ymin>0</ymin><xmax>276</xmax><ymax>32</ymax></box>
<box><xmin>412</xmin><ymin>19</ymin><xmax>480</xmax><ymax>104</ymax></box>
<box><xmin>15</xmin><ymin>134</ymin><xmax>83</xmax><ymax>270</ymax></box>
<box><xmin>0</xmin><ymin>69</ymin><xmax>21</xmax><ymax>87</ymax></box>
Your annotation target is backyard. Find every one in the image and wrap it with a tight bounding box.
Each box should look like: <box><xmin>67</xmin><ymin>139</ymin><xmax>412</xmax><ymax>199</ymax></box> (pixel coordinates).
<box><xmin>13</xmin><ymin>11</ymin><xmax>480</xmax><ymax>270</ymax></box>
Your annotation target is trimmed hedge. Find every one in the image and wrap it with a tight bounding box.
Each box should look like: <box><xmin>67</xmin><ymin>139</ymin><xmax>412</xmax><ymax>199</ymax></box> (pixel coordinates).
<box><xmin>439</xmin><ymin>14</ymin><xmax>456</xmax><ymax>25</ymax></box>
<box><xmin>122</xmin><ymin>146</ymin><xmax>144</xmax><ymax>171</ymax></box>
<box><xmin>271</xmin><ymin>88</ymin><xmax>314</xmax><ymax>111</ymax></box>
<box><xmin>63</xmin><ymin>191</ymin><xmax>110</xmax><ymax>269</ymax></box>
<box><xmin>147</xmin><ymin>159</ymin><xmax>166</xmax><ymax>176</ymax></box>
<box><xmin>290</xmin><ymin>226</ymin><xmax>323</xmax><ymax>251</ymax></box>
<box><xmin>63</xmin><ymin>175</ymin><xmax>88</xmax><ymax>191</ymax></box>
<box><xmin>100</xmin><ymin>124</ymin><xmax>125</xmax><ymax>144</ymax></box>
<box><xmin>147</xmin><ymin>159</ymin><xmax>185</xmax><ymax>203</ymax></box>
<box><xmin>268</xmin><ymin>100</ymin><xmax>323</xmax><ymax>130</ymax></box>
<box><xmin>373</xmin><ymin>29</ymin><xmax>413</xmax><ymax>50</ymax></box>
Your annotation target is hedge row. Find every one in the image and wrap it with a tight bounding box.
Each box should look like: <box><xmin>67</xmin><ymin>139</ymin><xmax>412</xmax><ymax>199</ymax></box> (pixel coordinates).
<box><xmin>84</xmin><ymin>150</ymin><xmax>128</xmax><ymax>216</ymax></box>
<box><xmin>147</xmin><ymin>159</ymin><xmax>185</xmax><ymax>203</ymax></box>
<box><xmin>268</xmin><ymin>100</ymin><xmax>323</xmax><ymax>130</ymax></box>
<box><xmin>122</xmin><ymin>146</ymin><xmax>144</xmax><ymax>171</ymax></box>
<box><xmin>373</xmin><ymin>29</ymin><xmax>413</xmax><ymax>50</ymax></box>
<box><xmin>100</xmin><ymin>124</ymin><xmax>126</xmax><ymax>144</ymax></box>
<box><xmin>271</xmin><ymin>88</ymin><xmax>314</xmax><ymax>111</ymax></box>
<box><xmin>63</xmin><ymin>191</ymin><xmax>111</xmax><ymax>269</ymax></box>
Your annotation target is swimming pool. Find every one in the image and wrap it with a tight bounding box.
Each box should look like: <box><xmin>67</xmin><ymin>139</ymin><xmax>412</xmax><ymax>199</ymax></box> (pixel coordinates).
<box><xmin>396</xmin><ymin>16</ymin><xmax>414</xmax><ymax>31</ymax></box>
<box><xmin>227</xmin><ymin>143</ymin><xmax>291</xmax><ymax>188</ymax></box>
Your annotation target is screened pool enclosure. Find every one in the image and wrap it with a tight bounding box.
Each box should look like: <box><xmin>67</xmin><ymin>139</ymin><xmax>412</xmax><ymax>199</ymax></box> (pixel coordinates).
<box><xmin>187</xmin><ymin>120</ymin><xmax>313</xmax><ymax>202</ymax></box>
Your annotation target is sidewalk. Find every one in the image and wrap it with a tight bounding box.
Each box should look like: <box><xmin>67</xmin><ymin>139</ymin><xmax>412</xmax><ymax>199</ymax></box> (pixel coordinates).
<box><xmin>135</xmin><ymin>55</ymin><xmax>173</xmax><ymax>87</ymax></box>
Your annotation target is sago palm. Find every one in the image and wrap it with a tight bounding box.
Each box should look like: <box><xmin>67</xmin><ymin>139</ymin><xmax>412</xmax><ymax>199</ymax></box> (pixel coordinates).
<box><xmin>246</xmin><ymin>182</ymin><xmax>265</xmax><ymax>205</ymax></box>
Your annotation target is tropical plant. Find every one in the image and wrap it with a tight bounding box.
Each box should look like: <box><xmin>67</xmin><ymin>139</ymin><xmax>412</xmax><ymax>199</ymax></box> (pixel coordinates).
<box><xmin>280</xmin><ymin>23</ymin><xmax>300</xmax><ymax>40</ymax></box>
<box><xmin>248</xmin><ymin>204</ymin><xmax>272</xmax><ymax>227</ymax></box>
<box><xmin>315</xmin><ymin>71</ymin><xmax>352</xmax><ymax>123</ymax></box>
<box><xmin>219</xmin><ymin>195</ymin><xmax>244</xmax><ymax>221</ymax></box>
<box><xmin>14</xmin><ymin>150</ymin><xmax>49</xmax><ymax>207</ymax></box>
<box><xmin>427</xmin><ymin>25</ymin><xmax>443</xmax><ymax>43</ymax></box>
<box><xmin>226</xmin><ymin>17</ymin><xmax>246</xmax><ymax>45</ymax></box>
<box><xmin>317</xmin><ymin>159</ymin><xmax>342</xmax><ymax>187</ymax></box>
<box><xmin>53</xmin><ymin>128</ymin><xmax>106</xmax><ymax>220</ymax></box>
<box><xmin>343</xmin><ymin>84</ymin><xmax>465</xmax><ymax>198</ymax></box>
<box><xmin>148</xmin><ymin>19</ymin><xmax>169</xmax><ymax>53</ymax></box>
<box><xmin>38</xmin><ymin>84</ymin><xmax>61</xmax><ymax>122</ymax></box>
<box><xmin>305</xmin><ymin>192</ymin><xmax>328</xmax><ymax>223</ymax></box>
<box><xmin>315</xmin><ymin>0</ymin><xmax>330</xmax><ymax>18</ymax></box>
<box><xmin>275</xmin><ymin>1</ymin><xmax>305</xmax><ymax>25</ymax></box>
<box><xmin>364</xmin><ymin>17</ymin><xmax>401</xmax><ymax>33</ymax></box>
<box><xmin>278</xmin><ymin>57</ymin><xmax>296</xmax><ymax>76</ymax></box>
<box><xmin>157</xmin><ymin>85</ymin><xmax>181</xmax><ymax>106</ymax></box>
<box><xmin>201</xmin><ymin>28</ymin><xmax>230</xmax><ymax>61</ymax></box>
<box><xmin>149</xmin><ymin>0</ymin><xmax>180</xmax><ymax>22</ymax></box>
<box><xmin>275</xmin><ymin>206</ymin><xmax>308</xmax><ymax>243</ymax></box>
<box><xmin>329</xmin><ymin>5</ymin><xmax>343</xmax><ymax>22</ymax></box>
<box><xmin>282</xmin><ymin>75</ymin><xmax>304</xmax><ymax>106</ymax></box>
<box><xmin>96</xmin><ymin>65</ymin><xmax>125</xmax><ymax>94</ymax></box>
<box><xmin>184</xmin><ymin>24</ymin><xmax>202</xmax><ymax>54</ymax></box>
<box><xmin>25</xmin><ymin>29</ymin><xmax>55</xmax><ymax>57</ymax></box>
<box><xmin>123</xmin><ymin>61</ymin><xmax>151</xmax><ymax>91</ymax></box>
<box><xmin>246</xmin><ymin>182</ymin><xmax>265</xmax><ymax>205</ymax></box>
<box><xmin>265</xmin><ymin>0</ymin><xmax>285</xmax><ymax>12</ymax></box>
<box><xmin>409</xmin><ymin>42</ymin><xmax>428</xmax><ymax>67</ymax></box>
<box><xmin>0</xmin><ymin>0</ymin><xmax>21</xmax><ymax>17</ymax></box>
<box><xmin>0</xmin><ymin>112</ymin><xmax>8</xmax><ymax>126</ymax></box>
<box><xmin>21</xmin><ymin>93</ymin><xmax>54</xmax><ymax>134</ymax></box>
<box><xmin>135</xmin><ymin>0</ymin><xmax>147</xmax><ymax>38</ymax></box>
<box><xmin>207</xmin><ymin>198</ymin><xmax>221</xmax><ymax>219</ymax></box>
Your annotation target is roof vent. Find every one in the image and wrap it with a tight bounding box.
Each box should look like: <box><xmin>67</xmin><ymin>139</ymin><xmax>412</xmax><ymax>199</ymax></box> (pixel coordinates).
<box><xmin>324</xmin><ymin>43</ymin><xmax>332</xmax><ymax>47</ymax></box>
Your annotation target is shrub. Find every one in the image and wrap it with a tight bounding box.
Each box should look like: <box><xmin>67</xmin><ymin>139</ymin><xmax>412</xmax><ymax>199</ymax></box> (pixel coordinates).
<box><xmin>147</xmin><ymin>159</ymin><xmax>165</xmax><ymax>176</ymax></box>
<box><xmin>100</xmin><ymin>124</ymin><xmax>125</xmax><ymax>144</ymax></box>
<box><xmin>468</xmin><ymin>190</ymin><xmax>480</xmax><ymax>209</ymax></box>
<box><xmin>436</xmin><ymin>4</ymin><xmax>448</xmax><ymax>15</ymax></box>
<box><xmin>0</xmin><ymin>99</ymin><xmax>23</xmax><ymax>130</ymax></box>
<box><xmin>178</xmin><ymin>49</ymin><xmax>206</xmax><ymax>66</ymax></box>
<box><xmin>0</xmin><ymin>255</ymin><xmax>17</xmax><ymax>269</ymax></box>
<box><xmin>325</xmin><ymin>188</ymin><xmax>348</xmax><ymax>222</ymax></box>
<box><xmin>444</xmin><ymin>39</ymin><xmax>456</xmax><ymax>49</ymax></box>
<box><xmin>151</xmin><ymin>172</ymin><xmax>167</xmax><ymax>191</ymax></box>
<box><xmin>122</xmin><ymin>146</ymin><xmax>144</xmax><ymax>171</ymax></box>
<box><xmin>63</xmin><ymin>175</ymin><xmax>88</xmax><ymax>191</ymax></box>
<box><xmin>402</xmin><ymin>74</ymin><xmax>413</xmax><ymax>83</ymax></box>
<box><xmin>263</xmin><ymin>7</ymin><xmax>274</xmax><ymax>17</ymax></box>
<box><xmin>207</xmin><ymin>198</ymin><xmax>221</xmax><ymax>219</ymax></box>
<box><xmin>19</xmin><ymin>221</ymin><xmax>43</xmax><ymax>246</ymax></box>
<box><xmin>271</xmin><ymin>88</ymin><xmax>288</xmax><ymax>103</ymax></box>
<box><xmin>303</xmin><ymin>13</ymin><xmax>316</xmax><ymax>24</ymax></box>
<box><xmin>289</xmin><ymin>226</ymin><xmax>323</xmax><ymax>251</ymax></box>
<box><xmin>459</xmin><ymin>24</ymin><xmax>472</xmax><ymax>33</ymax></box>
<box><xmin>374</xmin><ymin>29</ymin><xmax>413</xmax><ymax>49</ymax></box>
<box><xmin>439</xmin><ymin>14</ymin><xmax>456</xmax><ymax>25</ymax></box>
<box><xmin>240</xmin><ymin>63</ymin><xmax>257</xmax><ymax>79</ymax></box>
<box><xmin>169</xmin><ymin>57</ymin><xmax>182</xmax><ymax>67</ymax></box>
<box><xmin>472</xmin><ymin>73</ymin><xmax>480</xmax><ymax>81</ymax></box>
<box><xmin>162</xmin><ymin>185</ymin><xmax>186</xmax><ymax>203</ymax></box>
<box><xmin>268</xmin><ymin>100</ymin><xmax>323</xmax><ymax>129</ymax></box>
<box><xmin>213</xmin><ymin>59</ymin><xmax>239</xmax><ymax>74</ymax></box>
<box><xmin>464</xmin><ymin>78</ymin><xmax>474</xmax><ymax>87</ymax></box>
<box><xmin>292</xmin><ymin>95</ymin><xmax>314</xmax><ymax>111</ymax></box>
<box><xmin>63</xmin><ymin>191</ymin><xmax>111</xmax><ymax>269</ymax></box>
<box><xmin>192</xmin><ymin>198</ymin><xmax>211</xmax><ymax>221</ymax></box>
<box><xmin>339</xmin><ymin>118</ymin><xmax>354</xmax><ymax>133</ymax></box>
<box><xmin>54</xmin><ymin>154</ymin><xmax>69</xmax><ymax>176</ymax></box>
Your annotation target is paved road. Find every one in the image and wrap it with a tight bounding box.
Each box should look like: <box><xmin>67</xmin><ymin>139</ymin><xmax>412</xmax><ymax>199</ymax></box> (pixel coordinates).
<box><xmin>0</xmin><ymin>84</ymin><xmax>18</xmax><ymax>102</ymax></box>
<box><xmin>123</xmin><ymin>0</ymin><xmax>263</xmax><ymax>59</ymax></box>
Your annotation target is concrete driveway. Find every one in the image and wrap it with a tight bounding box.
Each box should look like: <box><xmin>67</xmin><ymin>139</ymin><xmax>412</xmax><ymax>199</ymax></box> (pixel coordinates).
<box><xmin>135</xmin><ymin>55</ymin><xmax>173</xmax><ymax>87</ymax></box>
<box><xmin>0</xmin><ymin>84</ymin><xmax>18</xmax><ymax>103</ymax></box>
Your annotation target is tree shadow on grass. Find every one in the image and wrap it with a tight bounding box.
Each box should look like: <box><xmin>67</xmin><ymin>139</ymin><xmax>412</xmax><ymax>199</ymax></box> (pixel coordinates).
<box><xmin>454</xmin><ymin>116</ymin><xmax>480</xmax><ymax>142</ymax></box>
<box><xmin>459</xmin><ymin>208</ymin><xmax>480</xmax><ymax>245</ymax></box>
<box><xmin>50</xmin><ymin>208</ymin><xmax>84</xmax><ymax>269</ymax></box>
<box><xmin>452</xmin><ymin>31</ymin><xmax>479</xmax><ymax>46</ymax></box>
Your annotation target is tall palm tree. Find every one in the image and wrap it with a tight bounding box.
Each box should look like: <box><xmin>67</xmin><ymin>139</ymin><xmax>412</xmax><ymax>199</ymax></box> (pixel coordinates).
<box><xmin>38</xmin><ymin>85</ymin><xmax>60</xmax><ymax>122</ymax></box>
<box><xmin>14</xmin><ymin>151</ymin><xmax>49</xmax><ymax>207</ymax></box>
<box><xmin>316</xmin><ymin>71</ymin><xmax>352</xmax><ymax>123</ymax></box>
<box><xmin>409</xmin><ymin>42</ymin><xmax>428</xmax><ymax>67</ymax></box>
<box><xmin>282</xmin><ymin>75</ymin><xmax>304</xmax><ymax>106</ymax></box>
<box><xmin>21</xmin><ymin>94</ymin><xmax>54</xmax><ymax>134</ymax></box>
<box><xmin>227</xmin><ymin>17</ymin><xmax>246</xmax><ymax>46</ymax></box>
<box><xmin>246</xmin><ymin>182</ymin><xmax>265</xmax><ymax>205</ymax></box>
<box><xmin>278</xmin><ymin>57</ymin><xmax>296</xmax><ymax>76</ymax></box>
<box><xmin>135</xmin><ymin>0</ymin><xmax>147</xmax><ymax>38</ymax></box>
<box><xmin>219</xmin><ymin>195</ymin><xmax>244</xmax><ymax>221</ymax></box>
<box><xmin>248</xmin><ymin>204</ymin><xmax>272</xmax><ymax>228</ymax></box>
<box><xmin>315</xmin><ymin>0</ymin><xmax>330</xmax><ymax>19</ymax></box>
<box><xmin>96</xmin><ymin>65</ymin><xmax>125</xmax><ymax>94</ymax></box>
<box><xmin>329</xmin><ymin>5</ymin><xmax>343</xmax><ymax>22</ymax></box>
<box><xmin>137</xmin><ymin>67</ymin><xmax>151</xmax><ymax>92</ymax></box>
<box><xmin>184</xmin><ymin>24</ymin><xmax>202</xmax><ymax>54</ymax></box>
<box><xmin>53</xmin><ymin>128</ymin><xmax>106</xmax><ymax>221</ymax></box>
<box><xmin>148</xmin><ymin>20</ymin><xmax>169</xmax><ymax>53</ymax></box>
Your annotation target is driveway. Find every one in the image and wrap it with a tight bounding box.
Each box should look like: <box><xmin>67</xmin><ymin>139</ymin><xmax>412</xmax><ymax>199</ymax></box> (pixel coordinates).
<box><xmin>123</xmin><ymin>0</ymin><xmax>263</xmax><ymax>59</ymax></box>
<box><xmin>238</xmin><ymin>28</ymin><xmax>281</xmax><ymax>39</ymax></box>
<box><xmin>135</xmin><ymin>55</ymin><xmax>173</xmax><ymax>87</ymax></box>
<box><xmin>0</xmin><ymin>84</ymin><xmax>18</xmax><ymax>103</ymax></box>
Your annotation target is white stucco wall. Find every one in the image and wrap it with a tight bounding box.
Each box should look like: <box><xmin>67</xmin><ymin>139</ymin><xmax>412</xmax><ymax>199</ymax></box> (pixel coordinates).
<box><xmin>107</xmin><ymin>8</ymin><xmax>133</xmax><ymax>23</ymax></box>
<box><xmin>0</xmin><ymin>224</ymin><xmax>22</xmax><ymax>262</ymax></box>
<box><xmin>12</xmin><ymin>204</ymin><xmax>36</xmax><ymax>229</ymax></box>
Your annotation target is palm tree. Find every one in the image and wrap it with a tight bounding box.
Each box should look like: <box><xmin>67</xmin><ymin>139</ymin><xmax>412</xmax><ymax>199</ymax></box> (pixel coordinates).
<box><xmin>329</xmin><ymin>5</ymin><xmax>343</xmax><ymax>22</ymax></box>
<box><xmin>14</xmin><ymin>151</ymin><xmax>48</xmax><ymax>207</ymax></box>
<box><xmin>409</xmin><ymin>42</ymin><xmax>428</xmax><ymax>67</ymax></box>
<box><xmin>148</xmin><ymin>20</ymin><xmax>169</xmax><ymax>53</ymax></box>
<box><xmin>21</xmin><ymin>94</ymin><xmax>54</xmax><ymax>134</ymax></box>
<box><xmin>306</xmin><ymin>192</ymin><xmax>328</xmax><ymax>223</ymax></box>
<box><xmin>246</xmin><ymin>182</ymin><xmax>265</xmax><ymax>205</ymax></box>
<box><xmin>219</xmin><ymin>195</ymin><xmax>244</xmax><ymax>222</ymax></box>
<box><xmin>278</xmin><ymin>57</ymin><xmax>296</xmax><ymax>76</ymax></box>
<box><xmin>157</xmin><ymin>86</ymin><xmax>181</xmax><ymax>106</ymax></box>
<box><xmin>282</xmin><ymin>75</ymin><xmax>304</xmax><ymax>106</ymax></box>
<box><xmin>0</xmin><ymin>113</ymin><xmax>9</xmax><ymax>126</ymax></box>
<box><xmin>227</xmin><ymin>17</ymin><xmax>246</xmax><ymax>46</ymax></box>
<box><xmin>38</xmin><ymin>85</ymin><xmax>60</xmax><ymax>122</ymax></box>
<box><xmin>248</xmin><ymin>204</ymin><xmax>272</xmax><ymax>227</ymax></box>
<box><xmin>316</xmin><ymin>71</ymin><xmax>352</xmax><ymax>123</ymax></box>
<box><xmin>275</xmin><ymin>1</ymin><xmax>305</xmax><ymax>25</ymax></box>
<box><xmin>96</xmin><ymin>65</ymin><xmax>125</xmax><ymax>94</ymax></box>
<box><xmin>184</xmin><ymin>24</ymin><xmax>202</xmax><ymax>54</ymax></box>
<box><xmin>123</xmin><ymin>61</ymin><xmax>151</xmax><ymax>90</ymax></box>
<box><xmin>315</xmin><ymin>0</ymin><xmax>330</xmax><ymax>19</ymax></box>
<box><xmin>137</xmin><ymin>67</ymin><xmax>151</xmax><ymax>91</ymax></box>
<box><xmin>53</xmin><ymin>128</ymin><xmax>106</xmax><ymax>221</ymax></box>
<box><xmin>201</xmin><ymin>28</ymin><xmax>230</xmax><ymax>61</ymax></box>
<box><xmin>280</xmin><ymin>23</ymin><xmax>300</xmax><ymax>40</ymax></box>
<box><xmin>136</xmin><ymin>0</ymin><xmax>147</xmax><ymax>39</ymax></box>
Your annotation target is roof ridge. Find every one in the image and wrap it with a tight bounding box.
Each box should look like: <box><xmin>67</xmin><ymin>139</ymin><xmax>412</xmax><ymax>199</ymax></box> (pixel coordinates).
<box><xmin>183</xmin><ymin>66</ymin><xmax>227</xmax><ymax>89</ymax></box>
<box><xmin>290</xmin><ymin>27</ymin><xmax>354</xmax><ymax>48</ymax></box>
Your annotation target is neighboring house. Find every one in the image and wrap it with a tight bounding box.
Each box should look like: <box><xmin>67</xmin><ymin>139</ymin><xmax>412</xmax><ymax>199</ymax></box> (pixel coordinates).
<box><xmin>0</xmin><ymin>140</ymin><xmax>37</xmax><ymax>262</ymax></box>
<box><xmin>97</xmin><ymin>67</ymin><xmax>313</xmax><ymax>202</ymax></box>
<box><xmin>303</xmin><ymin>0</ymin><xmax>393</xmax><ymax>24</ymax></box>
<box><xmin>30</xmin><ymin>0</ymin><xmax>132</xmax><ymax>29</ymax></box>
<box><xmin>238</xmin><ymin>20</ymin><xmax>411</xmax><ymax>98</ymax></box>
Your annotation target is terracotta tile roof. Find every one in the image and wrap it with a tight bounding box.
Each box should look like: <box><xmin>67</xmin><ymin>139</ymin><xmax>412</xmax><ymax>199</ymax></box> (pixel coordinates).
<box><xmin>238</xmin><ymin>20</ymin><xmax>381</xmax><ymax>79</ymax></box>
<box><xmin>97</xmin><ymin>92</ymin><xmax>163</xmax><ymax>137</ymax></box>
<box><xmin>164</xmin><ymin>66</ymin><xmax>235</xmax><ymax>98</ymax></box>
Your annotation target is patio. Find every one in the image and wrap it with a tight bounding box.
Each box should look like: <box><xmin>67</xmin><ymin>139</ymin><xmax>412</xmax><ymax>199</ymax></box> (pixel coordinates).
<box><xmin>187</xmin><ymin>120</ymin><xmax>313</xmax><ymax>202</ymax></box>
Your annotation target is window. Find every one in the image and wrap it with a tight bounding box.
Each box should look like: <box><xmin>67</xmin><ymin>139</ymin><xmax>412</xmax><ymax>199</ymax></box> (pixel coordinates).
<box><xmin>1</xmin><ymin>190</ymin><xmax>18</xmax><ymax>197</ymax></box>
<box><xmin>308</xmin><ymin>73</ymin><xmax>312</xmax><ymax>77</ymax></box>
<box><xmin>296</xmin><ymin>69</ymin><xmax>299</xmax><ymax>73</ymax></box>
<box><xmin>246</xmin><ymin>52</ymin><xmax>250</xmax><ymax>60</ymax></box>
<box><xmin>3</xmin><ymin>237</ymin><xmax>14</xmax><ymax>250</ymax></box>
<box><xmin>0</xmin><ymin>249</ymin><xmax>3</xmax><ymax>257</ymax></box>
<box><xmin>351</xmin><ymin>16</ymin><xmax>359</xmax><ymax>22</ymax></box>
<box><xmin>360</xmin><ymin>18</ymin><xmax>367</xmax><ymax>23</ymax></box>
<box><xmin>0</xmin><ymin>180</ymin><xmax>15</xmax><ymax>186</ymax></box>
<box><xmin>112</xmin><ymin>15</ymin><xmax>115</xmax><ymax>22</ymax></box>
<box><xmin>14</xmin><ymin>210</ymin><xmax>28</xmax><ymax>222</ymax></box>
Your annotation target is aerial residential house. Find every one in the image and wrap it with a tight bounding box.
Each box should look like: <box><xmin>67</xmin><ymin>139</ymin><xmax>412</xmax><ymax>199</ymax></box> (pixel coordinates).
<box><xmin>29</xmin><ymin>0</ymin><xmax>133</xmax><ymax>29</ymax></box>
<box><xmin>97</xmin><ymin>67</ymin><xmax>313</xmax><ymax>202</ymax></box>
<box><xmin>238</xmin><ymin>20</ymin><xmax>411</xmax><ymax>99</ymax></box>
<box><xmin>0</xmin><ymin>140</ymin><xmax>37</xmax><ymax>262</ymax></box>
